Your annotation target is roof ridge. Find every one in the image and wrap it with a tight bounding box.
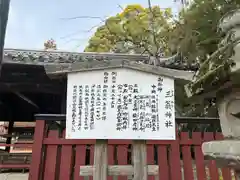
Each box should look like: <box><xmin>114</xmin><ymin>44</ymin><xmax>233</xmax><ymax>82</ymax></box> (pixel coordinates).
<box><xmin>4</xmin><ymin>48</ymin><xmax>150</xmax><ymax>59</ymax></box>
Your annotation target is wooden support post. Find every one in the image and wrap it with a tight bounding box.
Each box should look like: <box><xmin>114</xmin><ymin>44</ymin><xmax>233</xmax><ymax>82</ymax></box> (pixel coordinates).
<box><xmin>235</xmin><ymin>171</ymin><xmax>240</xmax><ymax>180</ymax></box>
<box><xmin>132</xmin><ymin>140</ymin><xmax>147</xmax><ymax>180</ymax></box>
<box><xmin>80</xmin><ymin>140</ymin><xmax>155</xmax><ymax>179</ymax></box>
<box><xmin>93</xmin><ymin>139</ymin><xmax>108</xmax><ymax>180</ymax></box>
<box><xmin>5</xmin><ymin>119</ymin><xmax>14</xmax><ymax>152</ymax></box>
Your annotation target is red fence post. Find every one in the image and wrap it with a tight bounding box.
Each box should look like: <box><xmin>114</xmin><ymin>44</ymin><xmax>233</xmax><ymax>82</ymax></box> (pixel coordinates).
<box><xmin>192</xmin><ymin>132</ymin><xmax>207</xmax><ymax>180</ymax></box>
<box><xmin>215</xmin><ymin>133</ymin><xmax>232</xmax><ymax>180</ymax></box>
<box><xmin>74</xmin><ymin>144</ymin><xmax>87</xmax><ymax>180</ymax></box>
<box><xmin>181</xmin><ymin>132</ymin><xmax>194</xmax><ymax>180</ymax></box>
<box><xmin>169</xmin><ymin>133</ymin><xmax>182</xmax><ymax>180</ymax></box>
<box><xmin>59</xmin><ymin>130</ymin><xmax>73</xmax><ymax>180</ymax></box>
<box><xmin>28</xmin><ymin>119</ymin><xmax>46</xmax><ymax>180</ymax></box>
<box><xmin>43</xmin><ymin>130</ymin><xmax>59</xmax><ymax>180</ymax></box>
<box><xmin>157</xmin><ymin>144</ymin><xmax>169</xmax><ymax>180</ymax></box>
<box><xmin>204</xmin><ymin>132</ymin><xmax>219</xmax><ymax>180</ymax></box>
<box><xmin>147</xmin><ymin>144</ymin><xmax>155</xmax><ymax>180</ymax></box>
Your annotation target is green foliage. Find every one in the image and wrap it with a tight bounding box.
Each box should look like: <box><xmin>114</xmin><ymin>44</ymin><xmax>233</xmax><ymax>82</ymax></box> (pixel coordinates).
<box><xmin>85</xmin><ymin>0</ymin><xmax>240</xmax><ymax>116</ymax></box>
<box><xmin>172</xmin><ymin>0</ymin><xmax>240</xmax><ymax>95</ymax></box>
<box><xmin>172</xmin><ymin>0</ymin><xmax>240</xmax><ymax>60</ymax></box>
<box><xmin>85</xmin><ymin>4</ymin><xmax>174</xmax><ymax>56</ymax></box>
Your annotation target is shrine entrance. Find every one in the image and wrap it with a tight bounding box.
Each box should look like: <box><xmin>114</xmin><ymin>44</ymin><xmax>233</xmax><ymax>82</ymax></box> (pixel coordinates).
<box><xmin>0</xmin><ymin>49</ymin><xmax>234</xmax><ymax>180</ymax></box>
<box><xmin>28</xmin><ymin>60</ymin><xmax>235</xmax><ymax>180</ymax></box>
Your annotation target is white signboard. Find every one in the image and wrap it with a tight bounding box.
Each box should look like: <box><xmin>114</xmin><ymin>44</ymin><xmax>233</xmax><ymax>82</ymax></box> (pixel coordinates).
<box><xmin>66</xmin><ymin>68</ymin><xmax>175</xmax><ymax>140</ymax></box>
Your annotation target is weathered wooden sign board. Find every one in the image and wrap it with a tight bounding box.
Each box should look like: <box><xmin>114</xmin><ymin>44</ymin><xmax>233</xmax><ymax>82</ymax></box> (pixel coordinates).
<box><xmin>65</xmin><ymin>66</ymin><xmax>176</xmax><ymax>180</ymax></box>
<box><xmin>66</xmin><ymin>68</ymin><xmax>175</xmax><ymax>140</ymax></box>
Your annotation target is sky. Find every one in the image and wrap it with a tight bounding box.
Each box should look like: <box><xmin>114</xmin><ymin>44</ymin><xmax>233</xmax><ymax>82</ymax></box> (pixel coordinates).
<box><xmin>5</xmin><ymin>0</ymin><xmax>182</xmax><ymax>52</ymax></box>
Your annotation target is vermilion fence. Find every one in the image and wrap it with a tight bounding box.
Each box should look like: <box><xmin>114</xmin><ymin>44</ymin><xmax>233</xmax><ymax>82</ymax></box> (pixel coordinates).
<box><xmin>26</xmin><ymin>115</ymin><xmax>235</xmax><ymax>180</ymax></box>
<box><xmin>0</xmin><ymin>115</ymin><xmax>236</xmax><ymax>180</ymax></box>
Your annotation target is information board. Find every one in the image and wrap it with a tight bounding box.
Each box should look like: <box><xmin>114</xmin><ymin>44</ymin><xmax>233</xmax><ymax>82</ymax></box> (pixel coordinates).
<box><xmin>66</xmin><ymin>68</ymin><xmax>175</xmax><ymax>140</ymax></box>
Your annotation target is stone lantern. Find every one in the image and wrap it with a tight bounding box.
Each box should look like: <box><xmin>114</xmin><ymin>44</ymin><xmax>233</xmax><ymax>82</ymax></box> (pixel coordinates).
<box><xmin>189</xmin><ymin>10</ymin><xmax>240</xmax><ymax>178</ymax></box>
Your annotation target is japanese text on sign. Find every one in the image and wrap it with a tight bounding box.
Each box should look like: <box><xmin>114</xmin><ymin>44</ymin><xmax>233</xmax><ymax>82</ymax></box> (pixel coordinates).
<box><xmin>66</xmin><ymin>68</ymin><xmax>175</xmax><ymax>140</ymax></box>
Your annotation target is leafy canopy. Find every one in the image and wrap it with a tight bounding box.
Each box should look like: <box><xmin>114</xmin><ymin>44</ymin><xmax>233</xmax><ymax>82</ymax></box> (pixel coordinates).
<box><xmin>84</xmin><ymin>4</ymin><xmax>174</xmax><ymax>57</ymax></box>
<box><xmin>174</xmin><ymin>0</ymin><xmax>240</xmax><ymax>96</ymax></box>
<box><xmin>84</xmin><ymin>0</ymin><xmax>240</xmax><ymax>116</ymax></box>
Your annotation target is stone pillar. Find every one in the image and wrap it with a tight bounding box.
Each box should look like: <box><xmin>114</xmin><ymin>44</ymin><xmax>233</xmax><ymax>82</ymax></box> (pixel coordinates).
<box><xmin>202</xmin><ymin>10</ymin><xmax>240</xmax><ymax>179</ymax></box>
<box><xmin>202</xmin><ymin>89</ymin><xmax>240</xmax><ymax>172</ymax></box>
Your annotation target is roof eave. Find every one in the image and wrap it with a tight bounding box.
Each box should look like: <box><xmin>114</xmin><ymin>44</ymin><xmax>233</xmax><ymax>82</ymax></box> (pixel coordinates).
<box><xmin>44</xmin><ymin>60</ymin><xmax>194</xmax><ymax>81</ymax></box>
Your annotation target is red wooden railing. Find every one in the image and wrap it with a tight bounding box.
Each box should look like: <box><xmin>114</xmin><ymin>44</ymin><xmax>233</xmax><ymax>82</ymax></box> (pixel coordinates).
<box><xmin>0</xmin><ymin>142</ymin><xmax>32</xmax><ymax>170</ymax></box>
<box><xmin>0</xmin><ymin>122</ymin><xmax>33</xmax><ymax>171</ymax></box>
<box><xmin>25</xmin><ymin>115</ymin><xmax>235</xmax><ymax>180</ymax></box>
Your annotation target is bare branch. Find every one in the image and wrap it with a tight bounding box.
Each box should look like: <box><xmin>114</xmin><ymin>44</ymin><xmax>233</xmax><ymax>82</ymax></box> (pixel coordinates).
<box><xmin>62</xmin><ymin>38</ymin><xmax>89</xmax><ymax>45</ymax></box>
<box><xmin>60</xmin><ymin>30</ymin><xmax>89</xmax><ymax>39</ymax></box>
<box><xmin>60</xmin><ymin>16</ymin><xmax>103</xmax><ymax>21</ymax></box>
<box><xmin>117</xmin><ymin>4</ymin><xmax>124</xmax><ymax>10</ymax></box>
<box><xmin>60</xmin><ymin>22</ymin><xmax>105</xmax><ymax>40</ymax></box>
<box><xmin>60</xmin><ymin>17</ymin><xmax>106</xmax><ymax>40</ymax></box>
<box><xmin>148</xmin><ymin>0</ymin><xmax>160</xmax><ymax>64</ymax></box>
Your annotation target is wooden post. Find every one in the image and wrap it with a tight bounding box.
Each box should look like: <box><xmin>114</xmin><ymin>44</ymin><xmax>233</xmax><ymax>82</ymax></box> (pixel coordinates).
<box><xmin>236</xmin><ymin>171</ymin><xmax>240</xmax><ymax>180</ymax></box>
<box><xmin>93</xmin><ymin>139</ymin><xmax>108</xmax><ymax>180</ymax></box>
<box><xmin>0</xmin><ymin>0</ymin><xmax>10</xmax><ymax>75</ymax></box>
<box><xmin>132</xmin><ymin>140</ymin><xmax>147</xmax><ymax>180</ymax></box>
<box><xmin>80</xmin><ymin>140</ymin><xmax>158</xmax><ymax>179</ymax></box>
<box><xmin>5</xmin><ymin>119</ymin><xmax>14</xmax><ymax>152</ymax></box>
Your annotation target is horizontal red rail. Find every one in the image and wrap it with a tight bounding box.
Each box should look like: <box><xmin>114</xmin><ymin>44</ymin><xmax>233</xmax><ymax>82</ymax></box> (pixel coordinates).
<box><xmin>42</xmin><ymin>138</ymin><xmax>208</xmax><ymax>145</ymax></box>
<box><xmin>0</xmin><ymin>143</ymin><xmax>33</xmax><ymax>147</ymax></box>
<box><xmin>0</xmin><ymin>164</ymin><xmax>30</xmax><ymax>169</ymax></box>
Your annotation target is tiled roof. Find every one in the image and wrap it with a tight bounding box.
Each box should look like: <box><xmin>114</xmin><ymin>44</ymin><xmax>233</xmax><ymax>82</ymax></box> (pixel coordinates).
<box><xmin>3</xmin><ymin>48</ymin><xmax>198</xmax><ymax>71</ymax></box>
<box><xmin>3</xmin><ymin>48</ymin><xmax>149</xmax><ymax>64</ymax></box>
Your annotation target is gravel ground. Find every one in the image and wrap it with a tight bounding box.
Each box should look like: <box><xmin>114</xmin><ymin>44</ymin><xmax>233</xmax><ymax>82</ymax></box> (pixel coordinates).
<box><xmin>0</xmin><ymin>168</ymin><xmax>235</xmax><ymax>180</ymax></box>
<box><xmin>0</xmin><ymin>173</ymin><xmax>29</xmax><ymax>180</ymax></box>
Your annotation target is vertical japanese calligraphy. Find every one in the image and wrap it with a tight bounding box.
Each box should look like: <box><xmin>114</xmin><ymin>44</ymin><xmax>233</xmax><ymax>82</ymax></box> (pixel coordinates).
<box><xmin>102</xmin><ymin>84</ymin><xmax>108</xmax><ymax>120</ymax></box>
<box><xmin>66</xmin><ymin>68</ymin><xmax>175</xmax><ymax>140</ymax></box>
<box><xmin>95</xmin><ymin>85</ymin><xmax>101</xmax><ymax>121</ymax></box>
<box><xmin>104</xmin><ymin>72</ymin><xmax>109</xmax><ymax>83</ymax></box>
<box><xmin>78</xmin><ymin>85</ymin><xmax>83</xmax><ymax>131</ymax></box>
<box><xmin>116</xmin><ymin>92</ymin><xmax>122</xmax><ymax>131</ymax></box>
<box><xmin>151</xmin><ymin>85</ymin><xmax>158</xmax><ymax>132</ymax></box>
<box><xmin>84</xmin><ymin>85</ymin><xmax>90</xmax><ymax>130</ymax></box>
<box><xmin>90</xmin><ymin>85</ymin><xmax>95</xmax><ymax>130</ymax></box>
<box><xmin>111</xmin><ymin>72</ymin><xmax>117</xmax><ymax>108</ymax></box>
<box><xmin>122</xmin><ymin>84</ymin><xmax>129</xmax><ymax>130</ymax></box>
<box><xmin>71</xmin><ymin>85</ymin><xmax>77</xmax><ymax>132</ymax></box>
<box><xmin>132</xmin><ymin>84</ymin><xmax>139</xmax><ymax>131</ymax></box>
<box><xmin>112</xmin><ymin>72</ymin><xmax>117</xmax><ymax>83</ymax></box>
<box><xmin>139</xmin><ymin>96</ymin><xmax>146</xmax><ymax>132</ymax></box>
<box><xmin>157</xmin><ymin>77</ymin><xmax>163</xmax><ymax>92</ymax></box>
<box><xmin>164</xmin><ymin>90</ymin><xmax>174</xmax><ymax>128</ymax></box>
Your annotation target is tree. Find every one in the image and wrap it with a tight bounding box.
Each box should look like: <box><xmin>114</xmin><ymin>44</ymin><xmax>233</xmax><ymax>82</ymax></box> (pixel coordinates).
<box><xmin>171</xmin><ymin>0</ymin><xmax>240</xmax><ymax>116</ymax></box>
<box><xmin>84</xmin><ymin>4</ymin><xmax>198</xmax><ymax>117</ymax></box>
<box><xmin>171</xmin><ymin>0</ymin><xmax>239</xmax><ymax>62</ymax></box>
<box><xmin>84</xmin><ymin>2</ymin><xmax>218</xmax><ymax>117</ymax></box>
<box><xmin>44</xmin><ymin>39</ymin><xmax>57</xmax><ymax>50</ymax></box>
<box><xmin>171</xmin><ymin>0</ymin><xmax>240</xmax><ymax>90</ymax></box>
<box><xmin>84</xmin><ymin>4</ymin><xmax>174</xmax><ymax>59</ymax></box>
<box><xmin>84</xmin><ymin>0</ymin><xmax>240</xmax><ymax>117</ymax></box>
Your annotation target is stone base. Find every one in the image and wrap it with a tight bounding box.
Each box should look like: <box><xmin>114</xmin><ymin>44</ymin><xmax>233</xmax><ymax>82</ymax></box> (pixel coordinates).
<box><xmin>202</xmin><ymin>140</ymin><xmax>240</xmax><ymax>170</ymax></box>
